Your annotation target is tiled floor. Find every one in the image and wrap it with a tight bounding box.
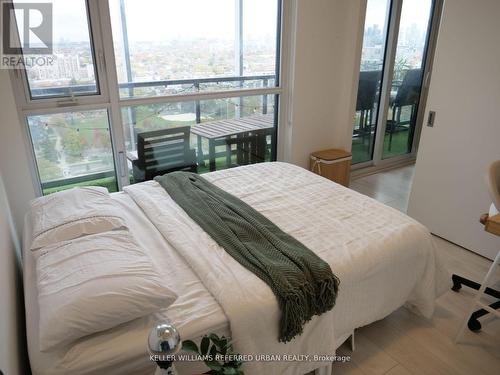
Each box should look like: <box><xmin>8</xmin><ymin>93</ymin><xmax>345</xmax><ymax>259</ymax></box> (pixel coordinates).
<box><xmin>332</xmin><ymin>164</ymin><xmax>500</xmax><ymax>375</ymax></box>
<box><xmin>349</xmin><ymin>165</ymin><xmax>415</xmax><ymax>213</ymax></box>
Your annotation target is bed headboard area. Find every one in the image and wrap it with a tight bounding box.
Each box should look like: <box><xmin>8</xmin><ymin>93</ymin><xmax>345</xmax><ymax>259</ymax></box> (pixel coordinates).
<box><xmin>0</xmin><ymin>174</ymin><xmax>28</xmax><ymax>375</ymax></box>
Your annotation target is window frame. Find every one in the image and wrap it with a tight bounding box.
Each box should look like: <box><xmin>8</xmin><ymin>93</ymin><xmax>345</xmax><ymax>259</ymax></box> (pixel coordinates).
<box><xmin>10</xmin><ymin>0</ymin><xmax>287</xmax><ymax>196</ymax></box>
<box><xmin>11</xmin><ymin>0</ymin><xmax>111</xmax><ymax>111</ymax></box>
<box><xmin>23</xmin><ymin>104</ymin><xmax>119</xmax><ymax>195</ymax></box>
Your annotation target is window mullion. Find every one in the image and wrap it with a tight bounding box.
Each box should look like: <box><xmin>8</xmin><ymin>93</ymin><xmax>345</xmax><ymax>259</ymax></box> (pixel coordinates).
<box><xmin>372</xmin><ymin>0</ymin><xmax>403</xmax><ymax>165</ymax></box>
<box><xmin>94</xmin><ymin>0</ymin><xmax>129</xmax><ymax>189</ymax></box>
<box><xmin>81</xmin><ymin>0</ymin><xmax>110</xmax><ymax>103</ymax></box>
<box><xmin>11</xmin><ymin>0</ymin><xmax>110</xmax><ymax>111</ymax></box>
<box><xmin>235</xmin><ymin>0</ymin><xmax>244</xmax><ymax>117</ymax></box>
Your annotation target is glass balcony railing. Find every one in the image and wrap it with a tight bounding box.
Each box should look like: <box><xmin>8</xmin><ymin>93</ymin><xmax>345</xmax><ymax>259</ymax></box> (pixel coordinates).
<box><xmin>31</xmin><ymin>75</ymin><xmax>277</xmax><ymax>194</ymax></box>
<box><xmin>30</xmin><ymin>74</ymin><xmax>276</xmax><ymax>98</ymax></box>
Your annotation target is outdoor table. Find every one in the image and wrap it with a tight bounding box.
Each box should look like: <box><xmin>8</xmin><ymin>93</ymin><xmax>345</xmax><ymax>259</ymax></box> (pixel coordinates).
<box><xmin>191</xmin><ymin>114</ymin><xmax>274</xmax><ymax>171</ymax></box>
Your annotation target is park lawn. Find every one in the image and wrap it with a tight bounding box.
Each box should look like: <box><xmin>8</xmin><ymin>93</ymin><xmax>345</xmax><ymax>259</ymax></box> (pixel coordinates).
<box><xmin>42</xmin><ymin>176</ymin><xmax>118</xmax><ymax>195</ymax></box>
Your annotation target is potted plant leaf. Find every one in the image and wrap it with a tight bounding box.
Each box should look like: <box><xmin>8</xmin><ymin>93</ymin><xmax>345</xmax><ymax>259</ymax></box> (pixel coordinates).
<box><xmin>182</xmin><ymin>334</ymin><xmax>244</xmax><ymax>375</ymax></box>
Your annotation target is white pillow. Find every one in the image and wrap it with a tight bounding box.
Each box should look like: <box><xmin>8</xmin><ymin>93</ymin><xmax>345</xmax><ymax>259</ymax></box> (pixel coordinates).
<box><xmin>36</xmin><ymin>230</ymin><xmax>177</xmax><ymax>352</ymax></box>
<box><xmin>29</xmin><ymin>186</ymin><xmax>127</xmax><ymax>250</ymax></box>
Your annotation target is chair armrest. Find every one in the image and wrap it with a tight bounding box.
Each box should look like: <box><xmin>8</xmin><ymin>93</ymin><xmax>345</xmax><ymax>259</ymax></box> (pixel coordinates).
<box><xmin>127</xmin><ymin>151</ymin><xmax>138</xmax><ymax>162</ymax></box>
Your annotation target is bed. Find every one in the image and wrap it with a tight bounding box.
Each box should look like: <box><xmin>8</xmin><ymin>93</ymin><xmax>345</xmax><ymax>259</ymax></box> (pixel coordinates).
<box><xmin>23</xmin><ymin>162</ymin><xmax>449</xmax><ymax>375</ymax></box>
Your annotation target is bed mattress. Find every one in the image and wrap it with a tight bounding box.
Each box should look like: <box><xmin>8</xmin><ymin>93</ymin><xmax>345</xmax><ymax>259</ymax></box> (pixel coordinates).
<box><xmin>24</xmin><ymin>162</ymin><xmax>449</xmax><ymax>375</ymax></box>
<box><xmin>24</xmin><ymin>192</ymin><xmax>230</xmax><ymax>375</ymax></box>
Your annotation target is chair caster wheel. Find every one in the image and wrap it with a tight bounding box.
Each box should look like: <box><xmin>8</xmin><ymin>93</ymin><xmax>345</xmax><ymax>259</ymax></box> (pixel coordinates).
<box><xmin>467</xmin><ymin>319</ymin><xmax>481</xmax><ymax>332</ymax></box>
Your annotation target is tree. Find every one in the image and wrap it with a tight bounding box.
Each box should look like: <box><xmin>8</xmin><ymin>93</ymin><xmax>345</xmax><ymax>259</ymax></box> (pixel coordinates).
<box><xmin>37</xmin><ymin>158</ymin><xmax>63</xmax><ymax>182</ymax></box>
<box><xmin>39</xmin><ymin>134</ymin><xmax>58</xmax><ymax>162</ymax></box>
<box><xmin>393</xmin><ymin>57</ymin><xmax>411</xmax><ymax>82</ymax></box>
<box><xmin>62</xmin><ymin>130</ymin><xmax>86</xmax><ymax>158</ymax></box>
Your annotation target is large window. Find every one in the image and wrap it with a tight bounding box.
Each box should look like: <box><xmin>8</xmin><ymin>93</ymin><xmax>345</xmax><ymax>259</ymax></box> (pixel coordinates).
<box><xmin>122</xmin><ymin>94</ymin><xmax>276</xmax><ymax>181</ymax></box>
<box><xmin>11</xmin><ymin>0</ymin><xmax>282</xmax><ymax>195</ymax></box>
<box><xmin>109</xmin><ymin>0</ymin><xmax>279</xmax><ymax>98</ymax></box>
<box><xmin>351</xmin><ymin>0</ymin><xmax>437</xmax><ymax>166</ymax></box>
<box><xmin>27</xmin><ymin>110</ymin><xmax>117</xmax><ymax>195</ymax></box>
<box><xmin>19</xmin><ymin>0</ymin><xmax>100</xmax><ymax>99</ymax></box>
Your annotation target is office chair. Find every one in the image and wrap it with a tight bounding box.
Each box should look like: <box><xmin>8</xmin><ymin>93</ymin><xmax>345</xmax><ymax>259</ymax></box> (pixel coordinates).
<box><xmin>453</xmin><ymin>160</ymin><xmax>500</xmax><ymax>340</ymax></box>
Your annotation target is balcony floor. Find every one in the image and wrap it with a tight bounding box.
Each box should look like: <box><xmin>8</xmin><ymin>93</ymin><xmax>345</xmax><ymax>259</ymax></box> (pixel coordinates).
<box><xmin>352</xmin><ymin>129</ymin><xmax>411</xmax><ymax>165</ymax></box>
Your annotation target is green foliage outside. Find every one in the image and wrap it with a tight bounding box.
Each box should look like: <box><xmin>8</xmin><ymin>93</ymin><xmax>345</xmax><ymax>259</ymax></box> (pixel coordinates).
<box><xmin>125</xmin><ymin>97</ymin><xmax>265</xmax><ymax>132</ymax></box>
<box><xmin>42</xmin><ymin>176</ymin><xmax>118</xmax><ymax>195</ymax></box>
<box><xmin>38</xmin><ymin>133</ymin><xmax>58</xmax><ymax>163</ymax></box>
<box><xmin>61</xmin><ymin>130</ymin><xmax>87</xmax><ymax>161</ymax></box>
<box><xmin>37</xmin><ymin>158</ymin><xmax>64</xmax><ymax>182</ymax></box>
<box><xmin>37</xmin><ymin>98</ymin><xmax>272</xmax><ymax>195</ymax></box>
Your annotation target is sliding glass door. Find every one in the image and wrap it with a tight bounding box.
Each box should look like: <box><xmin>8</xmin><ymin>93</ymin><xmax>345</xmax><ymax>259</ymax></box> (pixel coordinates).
<box><xmin>352</xmin><ymin>0</ymin><xmax>391</xmax><ymax>164</ymax></box>
<box><xmin>382</xmin><ymin>0</ymin><xmax>433</xmax><ymax>159</ymax></box>
<box><xmin>352</xmin><ymin>0</ymin><xmax>439</xmax><ymax>167</ymax></box>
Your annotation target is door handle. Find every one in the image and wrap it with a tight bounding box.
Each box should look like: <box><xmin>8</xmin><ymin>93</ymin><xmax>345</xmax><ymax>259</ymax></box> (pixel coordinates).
<box><xmin>118</xmin><ymin>151</ymin><xmax>127</xmax><ymax>178</ymax></box>
<box><xmin>427</xmin><ymin>111</ymin><xmax>436</xmax><ymax>127</ymax></box>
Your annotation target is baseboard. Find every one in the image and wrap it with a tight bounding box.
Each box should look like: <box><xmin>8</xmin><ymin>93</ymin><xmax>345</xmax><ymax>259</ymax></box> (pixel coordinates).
<box><xmin>350</xmin><ymin>158</ymin><xmax>416</xmax><ymax>181</ymax></box>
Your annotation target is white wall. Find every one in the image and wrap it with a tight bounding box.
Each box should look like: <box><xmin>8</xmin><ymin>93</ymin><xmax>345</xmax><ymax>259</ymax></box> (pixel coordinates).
<box><xmin>408</xmin><ymin>0</ymin><xmax>500</xmax><ymax>259</ymax></box>
<box><xmin>0</xmin><ymin>68</ymin><xmax>34</xmax><ymax>373</ymax></box>
<box><xmin>0</xmin><ymin>69</ymin><xmax>36</xmax><ymax>237</ymax></box>
<box><xmin>0</xmin><ymin>173</ymin><xmax>27</xmax><ymax>375</ymax></box>
<box><xmin>284</xmin><ymin>0</ymin><xmax>364</xmax><ymax>167</ymax></box>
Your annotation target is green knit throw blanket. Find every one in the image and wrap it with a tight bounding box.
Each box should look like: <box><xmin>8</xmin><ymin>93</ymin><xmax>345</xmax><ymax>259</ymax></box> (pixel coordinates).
<box><xmin>155</xmin><ymin>172</ymin><xmax>339</xmax><ymax>342</ymax></box>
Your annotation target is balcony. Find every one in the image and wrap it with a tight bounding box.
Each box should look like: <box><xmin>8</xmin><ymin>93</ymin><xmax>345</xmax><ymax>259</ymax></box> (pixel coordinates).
<box><xmin>352</xmin><ymin>68</ymin><xmax>422</xmax><ymax>164</ymax></box>
<box><xmin>32</xmin><ymin>75</ymin><xmax>276</xmax><ymax>194</ymax></box>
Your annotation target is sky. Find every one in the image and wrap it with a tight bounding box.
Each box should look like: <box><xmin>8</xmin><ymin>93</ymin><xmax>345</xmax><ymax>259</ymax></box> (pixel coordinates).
<box><xmin>14</xmin><ymin>0</ymin><xmax>92</xmax><ymax>43</ymax></box>
<box><xmin>365</xmin><ymin>0</ymin><xmax>433</xmax><ymax>33</ymax></box>
<box><xmin>111</xmin><ymin>0</ymin><xmax>278</xmax><ymax>42</ymax></box>
<box><xmin>14</xmin><ymin>0</ymin><xmax>431</xmax><ymax>46</ymax></box>
<box><xmin>14</xmin><ymin>0</ymin><xmax>279</xmax><ymax>43</ymax></box>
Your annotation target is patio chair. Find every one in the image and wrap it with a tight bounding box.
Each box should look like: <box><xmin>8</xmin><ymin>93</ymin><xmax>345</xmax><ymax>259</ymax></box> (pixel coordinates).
<box><xmin>132</xmin><ymin>126</ymin><xmax>197</xmax><ymax>182</ymax></box>
<box><xmin>387</xmin><ymin>68</ymin><xmax>423</xmax><ymax>151</ymax></box>
<box><xmin>355</xmin><ymin>70</ymin><xmax>381</xmax><ymax>154</ymax></box>
<box><xmin>220</xmin><ymin>131</ymin><xmax>269</xmax><ymax>168</ymax></box>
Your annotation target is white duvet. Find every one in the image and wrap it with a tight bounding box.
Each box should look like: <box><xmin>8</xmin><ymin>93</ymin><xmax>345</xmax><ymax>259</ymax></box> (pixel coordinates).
<box><xmin>125</xmin><ymin>162</ymin><xmax>449</xmax><ymax>375</ymax></box>
<box><xmin>24</xmin><ymin>193</ymin><xmax>230</xmax><ymax>375</ymax></box>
